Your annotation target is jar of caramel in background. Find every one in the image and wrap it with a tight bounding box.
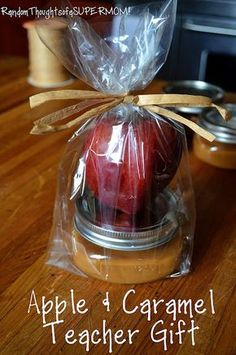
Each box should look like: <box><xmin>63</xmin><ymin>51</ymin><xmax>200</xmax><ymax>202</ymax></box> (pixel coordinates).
<box><xmin>193</xmin><ymin>104</ymin><xmax>236</xmax><ymax>169</ymax></box>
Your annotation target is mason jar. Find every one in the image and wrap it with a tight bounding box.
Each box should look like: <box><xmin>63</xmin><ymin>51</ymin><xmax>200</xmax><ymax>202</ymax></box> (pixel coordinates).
<box><xmin>193</xmin><ymin>104</ymin><xmax>236</xmax><ymax>169</ymax></box>
<box><xmin>71</xmin><ymin>189</ymin><xmax>188</xmax><ymax>283</ymax></box>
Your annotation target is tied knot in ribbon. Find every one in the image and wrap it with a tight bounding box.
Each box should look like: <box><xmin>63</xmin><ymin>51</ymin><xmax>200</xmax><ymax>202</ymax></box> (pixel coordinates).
<box><xmin>123</xmin><ymin>95</ymin><xmax>139</xmax><ymax>105</ymax></box>
<box><xmin>29</xmin><ymin>90</ymin><xmax>230</xmax><ymax>142</ymax></box>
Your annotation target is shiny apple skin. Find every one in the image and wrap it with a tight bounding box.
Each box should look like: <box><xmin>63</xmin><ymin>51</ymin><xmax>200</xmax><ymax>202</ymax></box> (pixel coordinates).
<box><xmin>82</xmin><ymin>111</ymin><xmax>182</xmax><ymax>215</ymax></box>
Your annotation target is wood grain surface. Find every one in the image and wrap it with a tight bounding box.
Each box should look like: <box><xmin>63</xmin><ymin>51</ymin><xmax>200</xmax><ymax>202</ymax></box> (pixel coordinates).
<box><xmin>0</xmin><ymin>57</ymin><xmax>235</xmax><ymax>355</ymax></box>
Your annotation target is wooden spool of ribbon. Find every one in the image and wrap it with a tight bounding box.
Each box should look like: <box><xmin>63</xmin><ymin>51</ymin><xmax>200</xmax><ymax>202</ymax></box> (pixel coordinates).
<box><xmin>23</xmin><ymin>20</ymin><xmax>74</xmax><ymax>88</ymax></box>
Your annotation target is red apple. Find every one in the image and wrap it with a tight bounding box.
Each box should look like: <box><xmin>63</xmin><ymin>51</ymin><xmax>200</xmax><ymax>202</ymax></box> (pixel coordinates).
<box><xmin>82</xmin><ymin>111</ymin><xmax>182</xmax><ymax>215</ymax></box>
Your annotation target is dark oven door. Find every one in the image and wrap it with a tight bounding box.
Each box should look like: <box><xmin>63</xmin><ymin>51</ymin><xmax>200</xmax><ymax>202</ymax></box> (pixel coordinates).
<box><xmin>174</xmin><ymin>14</ymin><xmax>236</xmax><ymax>91</ymax></box>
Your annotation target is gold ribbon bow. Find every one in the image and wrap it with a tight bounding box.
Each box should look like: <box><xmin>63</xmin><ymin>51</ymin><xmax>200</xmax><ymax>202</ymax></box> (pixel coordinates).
<box><xmin>29</xmin><ymin>90</ymin><xmax>230</xmax><ymax>141</ymax></box>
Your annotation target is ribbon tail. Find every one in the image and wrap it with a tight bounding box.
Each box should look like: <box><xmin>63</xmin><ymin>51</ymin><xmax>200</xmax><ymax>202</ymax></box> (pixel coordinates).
<box><xmin>31</xmin><ymin>98</ymin><xmax>115</xmax><ymax>130</ymax></box>
<box><xmin>212</xmin><ymin>104</ymin><xmax>231</xmax><ymax>121</ymax></box>
<box><xmin>144</xmin><ymin>105</ymin><xmax>215</xmax><ymax>142</ymax></box>
<box><xmin>31</xmin><ymin>98</ymin><xmax>123</xmax><ymax>134</ymax></box>
<box><xmin>137</xmin><ymin>94</ymin><xmax>230</xmax><ymax>122</ymax></box>
<box><xmin>29</xmin><ymin>90</ymin><xmax>111</xmax><ymax>108</ymax></box>
<box><xmin>137</xmin><ymin>94</ymin><xmax>213</xmax><ymax>106</ymax></box>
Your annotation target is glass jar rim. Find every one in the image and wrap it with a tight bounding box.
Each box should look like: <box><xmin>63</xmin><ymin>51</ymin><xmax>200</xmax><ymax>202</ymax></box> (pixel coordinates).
<box><xmin>74</xmin><ymin>189</ymin><xmax>179</xmax><ymax>251</ymax></box>
<box><xmin>200</xmin><ymin>104</ymin><xmax>236</xmax><ymax>144</ymax></box>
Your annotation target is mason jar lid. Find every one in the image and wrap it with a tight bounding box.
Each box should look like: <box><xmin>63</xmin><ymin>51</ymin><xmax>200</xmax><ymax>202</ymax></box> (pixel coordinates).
<box><xmin>74</xmin><ymin>189</ymin><xmax>179</xmax><ymax>251</ymax></box>
<box><xmin>199</xmin><ymin>104</ymin><xmax>236</xmax><ymax>144</ymax></box>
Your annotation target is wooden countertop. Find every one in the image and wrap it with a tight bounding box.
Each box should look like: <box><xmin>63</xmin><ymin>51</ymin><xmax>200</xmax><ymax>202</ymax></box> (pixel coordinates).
<box><xmin>0</xmin><ymin>57</ymin><xmax>235</xmax><ymax>355</ymax></box>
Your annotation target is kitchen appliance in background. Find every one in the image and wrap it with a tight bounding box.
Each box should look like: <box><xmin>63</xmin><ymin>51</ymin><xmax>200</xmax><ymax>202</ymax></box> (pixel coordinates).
<box><xmin>160</xmin><ymin>0</ymin><xmax>236</xmax><ymax>92</ymax></box>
